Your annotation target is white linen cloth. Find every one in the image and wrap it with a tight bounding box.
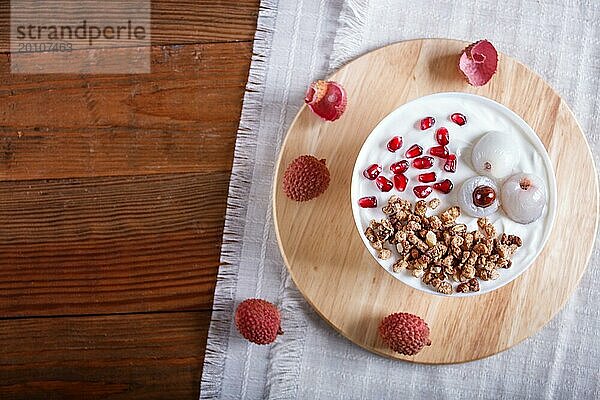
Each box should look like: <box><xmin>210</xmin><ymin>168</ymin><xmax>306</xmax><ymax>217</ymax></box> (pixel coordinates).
<box><xmin>200</xmin><ymin>1</ymin><xmax>600</xmax><ymax>398</ymax></box>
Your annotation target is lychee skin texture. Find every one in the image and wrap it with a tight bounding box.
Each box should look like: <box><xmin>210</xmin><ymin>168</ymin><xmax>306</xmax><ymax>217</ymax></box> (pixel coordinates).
<box><xmin>235</xmin><ymin>299</ymin><xmax>282</xmax><ymax>345</ymax></box>
<box><xmin>379</xmin><ymin>312</ymin><xmax>432</xmax><ymax>355</ymax></box>
<box><xmin>304</xmin><ymin>80</ymin><xmax>347</xmax><ymax>121</ymax></box>
<box><xmin>282</xmin><ymin>155</ymin><xmax>331</xmax><ymax>202</ymax></box>
<box><xmin>459</xmin><ymin>39</ymin><xmax>498</xmax><ymax>87</ymax></box>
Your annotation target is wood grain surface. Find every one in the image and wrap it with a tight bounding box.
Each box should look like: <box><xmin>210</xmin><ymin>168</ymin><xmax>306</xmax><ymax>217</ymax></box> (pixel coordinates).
<box><xmin>0</xmin><ymin>312</ymin><xmax>209</xmax><ymax>399</ymax></box>
<box><xmin>0</xmin><ymin>173</ymin><xmax>228</xmax><ymax>316</ymax></box>
<box><xmin>0</xmin><ymin>1</ymin><xmax>260</xmax><ymax>398</ymax></box>
<box><xmin>273</xmin><ymin>39</ymin><xmax>599</xmax><ymax>363</ymax></box>
<box><xmin>0</xmin><ymin>42</ymin><xmax>252</xmax><ymax>180</ymax></box>
<box><xmin>0</xmin><ymin>1</ymin><xmax>260</xmax><ymax>52</ymax></box>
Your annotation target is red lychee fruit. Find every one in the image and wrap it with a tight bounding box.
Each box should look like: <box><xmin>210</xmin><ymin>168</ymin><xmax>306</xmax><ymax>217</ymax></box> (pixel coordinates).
<box><xmin>304</xmin><ymin>80</ymin><xmax>347</xmax><ymax>121</ymax></box>
<box><xmin>235</xmin><ymin>299</ymin><xmax>283</xmax><ymax>345</ymax></box>
<box><xmin>378</xmin><ymin>312</ymin><xmax>432</xmax><ymax>355</ymax></box>
<box><xmin>282</xmin><ymin>155</ymin><xmax>330</xmax><ymax>202</ymax></box>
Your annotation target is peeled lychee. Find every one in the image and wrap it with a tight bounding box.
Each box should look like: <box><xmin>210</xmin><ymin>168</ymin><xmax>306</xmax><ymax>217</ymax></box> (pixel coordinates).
<box><xmin>471</xmin><ymin>131</ymin><xmax>519</xmax><ymax>179</ymax></box>
<box><xmin>378</xmin><ymin>312</ymin><xmax>431</xmax><ymax>355</ymax></box>
<box><xmin>459</xmin><ymin>39</ymin><xmax>498</xmax><ymax>86</ymax></box>
<box><xmin>458</xmin><ymin>175</ymin><xmax>500</xmax><ymax>218</ymax></box>
<box><xmin>282</xmin><ymin>155</ymin><xmax>330</xmax><ymax>201</ymax></box>
<box><xmin>235</xmin><ymin>299</ymin><xmax>282</xmax><ymax>345</ymax></box>
<box><xmin>501</xmin><ymin>173</ymin><xmax>547</xmax><ymax>224</ymax></box>
<box><xmin>305</xmin><ymin>80</ymin><xmax>347</xmax><ymax>121</ymax></box>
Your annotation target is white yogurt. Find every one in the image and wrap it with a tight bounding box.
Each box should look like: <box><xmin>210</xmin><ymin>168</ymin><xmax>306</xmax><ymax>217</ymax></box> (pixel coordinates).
<box><xmin>351</xmin><ymin>92</ymin><xmax>557</xmax><ymax>297</ymax></box>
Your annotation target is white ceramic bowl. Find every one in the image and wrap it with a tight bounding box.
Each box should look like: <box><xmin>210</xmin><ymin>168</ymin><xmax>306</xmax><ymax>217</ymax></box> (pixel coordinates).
<box><xmin>351</xmin><ymin>92</ymin><xmax>557</xmax><ymax>297</ymax></box>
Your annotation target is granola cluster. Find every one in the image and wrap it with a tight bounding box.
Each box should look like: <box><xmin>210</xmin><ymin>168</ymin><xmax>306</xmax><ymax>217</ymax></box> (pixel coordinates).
<box><xmin>364</xmin><ymin>195</ymin><xmax>522</xmax><ymax>294</ymax></box>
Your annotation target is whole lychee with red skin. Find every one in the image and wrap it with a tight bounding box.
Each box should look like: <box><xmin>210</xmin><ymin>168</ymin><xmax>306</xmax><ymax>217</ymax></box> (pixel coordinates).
<box><xmin>235</xmin><ymin>299</ymin><xmax>283</xmax><ymax>345</ymax></box>
<box><xmin>378</xmin><ymin>312</ymin><xmax>431</xmax><ymax>355</ymax></box>
<box><xmin>282</xmin><ymin>155</ymin><xmax>330</xmax><ymax>202</ymax></box>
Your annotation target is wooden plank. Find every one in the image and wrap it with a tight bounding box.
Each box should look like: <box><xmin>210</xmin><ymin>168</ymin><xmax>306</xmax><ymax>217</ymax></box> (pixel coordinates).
<box><xmin>0</xmin><ymin>42</ymin><xmax>251</xmax><ymax>180</ymax></box>
<box><xmin>0</xmin><ymin>173</ymin><xmax>229</xmax><ymax>317</ymax></box>
<box><xmin>0</xmin><ymin>0</ymin><xmax>260</xmax><ymax>52</ymax></box>
<box><xmin>151</xmin><ymin>0</ymin><xmax>259</xmax><ymax>44</ymax></box>
<box><xmin>0</xmin><ymin>311</ymin><xmax>208</xmax><ymax>399</ymax></box>
<box><xmin>0</xmin><ymin>0</ymin><xmax>261</xmax><ymax>397</ymax></box>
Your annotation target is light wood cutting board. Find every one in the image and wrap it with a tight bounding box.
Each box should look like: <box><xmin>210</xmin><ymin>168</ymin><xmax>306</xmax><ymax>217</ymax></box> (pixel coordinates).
<box><xmin>272</xmin><ymin>39</ymin><xmax>599</xmax><ymax>363</ymax></box>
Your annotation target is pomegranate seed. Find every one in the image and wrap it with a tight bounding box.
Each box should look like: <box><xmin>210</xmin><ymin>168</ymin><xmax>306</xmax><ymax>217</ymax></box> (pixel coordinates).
<box><xmin>390</xmin><ymin>160</ymin><xmax>409</xmax><ymax>174</ymax></box>
<box><xmin>429</xmin><ymin>145</ymin><xmax>449</xmax><ymax>158</ymax></box>
<box><xmin>405</xmin><ymin>144</ymin><xmax>423</xmax><ymax>158</ymax></box>
<box><xmin>420</xmin><ymin>116</ymin><xmax>435</xmax><ymax>130</ymax></box>
<box><xmin>358</xmin><ymin>196</ymin><xmax>377</xmax><ymax>208</ymax></box>
<box><xmin>393</xmin><ymin>174</ymin><xmax>408</xmax><ymax>192</ymax></box>
<box><xmin>418</xmin><ymin>172</ymin><xmax>437</xmax><ymax>183</ymax></box>
<box><xmin>413</xmin><ymin>185</ymin><xmax>433</xmax><ymax>199</ymax></box>
<box><xmin>444</xmin><ymin>154</ymin><xmax>457</xmax><ymax>173</ymax></box>
<box><xmin>375</xmin><ymin>176</ymin><xmax>393</xmax><ymax>192</ymax></box>
<box><xmin>436</xmin><ymin>127</ymin><xmax>449</xmax><ymax>145</ymax></box>
<box><xmin>387</xmin><ymin>136</ymin><xmax>403</xmax><ymax>152</ymax></box>
<box><xmin>412</xmin><ymin>156</ymin><xmax>434</xmax><ymax>169</ymax></box>
<box><xmin>451</xmin><ymin>113</ymin><xmax>467</xmax><ymax>126</ymax></box>
<box><xmin>363</xmin><ymin>164</ymin><xmax>382</xmax><ymax>180</ymax></box>
<box><xmin>433</xmin><ymin>179</ymin><xmax>454</xmax><ymax>194</ymax></box>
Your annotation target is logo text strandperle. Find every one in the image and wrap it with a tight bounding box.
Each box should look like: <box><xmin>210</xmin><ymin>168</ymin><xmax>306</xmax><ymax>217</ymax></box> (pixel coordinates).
<box><xmin>16</xmin><ymin>20</ymin><xmax>147</xmax><ymax>46</ymax></box>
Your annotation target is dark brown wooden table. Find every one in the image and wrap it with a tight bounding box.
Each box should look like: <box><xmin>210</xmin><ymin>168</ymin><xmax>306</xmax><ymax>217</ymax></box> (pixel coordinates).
<box><xmin>0</xmin><ymin>1</ymin><xmax>260</xmax><ymax>398</ymax></box>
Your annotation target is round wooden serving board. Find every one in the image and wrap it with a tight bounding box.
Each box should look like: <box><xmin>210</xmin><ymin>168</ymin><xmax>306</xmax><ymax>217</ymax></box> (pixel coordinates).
<box><xmin>273</xmin><ymin>39</ymin><xmax>599</xmax><ymax>363</ymax></box>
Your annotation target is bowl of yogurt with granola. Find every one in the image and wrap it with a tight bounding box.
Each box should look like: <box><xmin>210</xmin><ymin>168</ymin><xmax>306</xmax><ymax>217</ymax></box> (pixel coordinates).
<box><xmin>351</xmin><ymin>92</ymin><xmax>557</xmax><ymax>296</ymax></box>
